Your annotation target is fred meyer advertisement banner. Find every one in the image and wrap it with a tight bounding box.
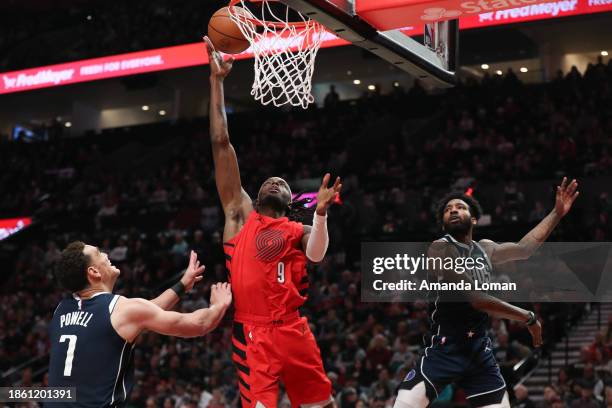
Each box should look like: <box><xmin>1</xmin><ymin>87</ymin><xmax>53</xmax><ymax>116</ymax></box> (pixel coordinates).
<box><xmin>358</xmin><ymin>0</ymin><xmax>612</xmax><ymax>29</ymax></box>
<box><xmin>1</xmin><ymin>0</ymin><xmax>611</xmax><ymax>95</ymax></box>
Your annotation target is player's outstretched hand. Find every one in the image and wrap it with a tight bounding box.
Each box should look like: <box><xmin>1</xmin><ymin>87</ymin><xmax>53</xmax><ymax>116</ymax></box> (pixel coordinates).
<box><xmin>315</xmin><ymin>173</ymin><xmax>342</xmax><ymax>216</ymax></box>
<box><xmin>554</xmin><ymin>177</ymin><xmax>579</xmax><ymax>217</ymax></box>
<box><xmin>528</xmin><ymin>319</ymin><xmax>542</xmax><ymax>348</ymax></box>
<box><xmin>203</xmin><ymin>36</ymin><xmax>234</xmax><ymax>79</ymax></box>
<box><xmin>181</xmin><ymin>250</ymin><xmax>205</xmax><ymax>292</ymax></box>
<box><xmin>210</xmin><ymin>282</ymin><xmax>232</xmax><ymax>310</ymax></box>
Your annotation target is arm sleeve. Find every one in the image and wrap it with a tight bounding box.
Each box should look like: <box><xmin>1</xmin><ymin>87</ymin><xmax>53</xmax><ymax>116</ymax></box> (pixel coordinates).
<box><xmin>305</xmin><ymin>213</ymin><xmax>329</xmax><ymax>262</ymax></box>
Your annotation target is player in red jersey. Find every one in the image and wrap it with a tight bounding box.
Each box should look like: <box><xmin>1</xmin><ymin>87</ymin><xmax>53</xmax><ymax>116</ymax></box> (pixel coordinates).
<box><xmin>204</xmin><ymin>37</ymin><xmax>342</xmax><ymax>408</ymax></box>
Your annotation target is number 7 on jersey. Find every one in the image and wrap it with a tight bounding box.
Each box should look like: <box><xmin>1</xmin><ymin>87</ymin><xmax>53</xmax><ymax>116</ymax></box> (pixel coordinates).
<box><xmin>59</xmin><ymin>335</ymin><xmax>77</xmax><ymax>376</ymax></box>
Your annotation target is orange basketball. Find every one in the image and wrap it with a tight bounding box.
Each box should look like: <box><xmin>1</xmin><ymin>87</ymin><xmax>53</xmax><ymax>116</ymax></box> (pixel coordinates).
<box><xmin>208</xmin><ymin>7</ymin><xmax>250</xmax><ymax>54</ymax></box>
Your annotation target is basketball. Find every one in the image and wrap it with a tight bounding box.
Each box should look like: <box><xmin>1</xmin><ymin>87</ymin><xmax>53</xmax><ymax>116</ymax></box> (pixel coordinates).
<box><xmin>208</xmin><ymin>7</ymin><xmax>250</xmax><ymax>54</ymax></box>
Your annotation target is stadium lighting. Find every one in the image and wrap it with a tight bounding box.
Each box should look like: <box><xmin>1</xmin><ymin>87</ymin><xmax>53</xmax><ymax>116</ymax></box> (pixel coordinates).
<box><xmin>393</xmin><ymin>81</ymin><xmax>400</xmax><ymax>87</ymax></box>
<box><xmin>353</xmin><ymin>79</ymin><xmax>361</xmax><ymax>85</ymax></box>
<box><xmin>368</xmin><ymin>84</ymin><xmax>376</xmax><ymax>90</ymax></box>
<box><xmin>496</xmin><ymin>70</ymin><xmax>503</xmax><ymax>76</ymax></box>
<box><xmin>602</xmin><ymin>51</ymin><xmax>609</xmax><ymax>56</ymax></box>
<box><xmin>64</xmin><ymin>122</ymin><xmax>72</xmax><ymax>128</ymax></box>
<box><xmin>141</xmin><ymin>105</ymin><xmax>150</xmax><ymax>111</ymax></box>
<box><xmin>481</xmin><ymin>64</ymin><xmax>489</xmax><ymax>70</ymax></box>
<box><xmin>86</xmin><ymin>15</ymin><xmax>92</xmax><ymax>21</ymax></box>
<box><xmin>520</xmin><ymin>67</ymin><xmax>528</xmax><ymax>73</ymax></box>
<box><xmin>158</xmin><ymin>110</ymin><xmax>167</xmax><ymax>116</ymax></box>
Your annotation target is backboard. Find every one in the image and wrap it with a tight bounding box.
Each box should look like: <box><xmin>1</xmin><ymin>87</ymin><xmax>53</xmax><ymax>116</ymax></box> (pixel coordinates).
<box><xmin>279</xmin><ymin>0</ymin><xmax>459</xmax><ymax>87</ymax></box>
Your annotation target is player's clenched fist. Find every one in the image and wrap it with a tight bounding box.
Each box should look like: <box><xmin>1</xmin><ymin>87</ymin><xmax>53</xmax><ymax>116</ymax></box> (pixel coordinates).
<box><xmin>210</xmin><ymin>282</ymin><xmax>232</xmax><ymax>309</ymax></box>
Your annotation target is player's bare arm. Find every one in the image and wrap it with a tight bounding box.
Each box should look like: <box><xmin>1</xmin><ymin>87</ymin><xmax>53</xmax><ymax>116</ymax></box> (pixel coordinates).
<box><xmin>428</xmin><ymin>241</ymin><xmax>542</xmax><ymax>347</ymax></box>
<box><xmin>204</xmin><ymin>36</ymin><xmax>253</xmax><ymax>242</ymax></box>
<box><xmin>480</xmin><ymin>177</ymin><xmax>579</xmax><ymax>265</ymax></box>
<box><xmin>301</xmin><ymin>173</ymin><xmax>342</xmax><ymax>262</ymax></box>
<box><xmin>150</xmin><ymin>250</ymin><xmax>205</xmax><ymax>310</ymax></box>
<box><xmin>111</xmin><ymin>283</ymin><xmax>232</xmax><ymax>342</ymax></box>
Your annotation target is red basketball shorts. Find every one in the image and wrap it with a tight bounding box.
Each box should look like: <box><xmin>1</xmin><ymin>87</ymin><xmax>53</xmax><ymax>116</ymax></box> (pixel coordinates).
<box><xmin>231</xmin><ymin>316</ymin><xmax>332</xmax><ymax>408</ymax></box>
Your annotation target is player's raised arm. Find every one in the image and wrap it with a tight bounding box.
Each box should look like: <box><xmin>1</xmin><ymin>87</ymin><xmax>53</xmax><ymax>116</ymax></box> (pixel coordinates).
<box><xmin>150</xmin><ymin>250</ymin><xmax>205</xmax><ymax>310</ymax></box>
<box><xmin>301</xmin><ymin>173</ymin><xmax>342</xmax><ymax>262</ymax></box>
<box><xmin>428</xmin><ymin>241</ymin><xmax>542</xmax><ymax>347</ymax></box>
<box><xmin>482</xmin><ymin>177</ymin><xmax>579</xmax><ymax>265</ymax></box>
<box><xmin>112</xmin><ymin>283</ymin><xmax>232</xmax><ymax>342</ymax></box>
<box><xmin>203</xmin><ymin>36</ymin><xmax>253</xmax><ymax>241</ymax></box>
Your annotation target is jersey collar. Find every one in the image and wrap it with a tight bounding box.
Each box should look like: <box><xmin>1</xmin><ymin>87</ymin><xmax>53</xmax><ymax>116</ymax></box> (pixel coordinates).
<box><xmin>445</xmin><ymin>233</ymin><xmax>473</xmax><ymax>252</ymax></box>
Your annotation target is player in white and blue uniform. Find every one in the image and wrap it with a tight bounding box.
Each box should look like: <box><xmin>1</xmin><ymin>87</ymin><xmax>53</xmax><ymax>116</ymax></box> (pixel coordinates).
<box><xmin>394</xmin><ymin>177</ymin><xmax>579</xmax><ymax>408</ymax></box>
<box><xmin>47</xmin><ymin>242</ymin><xmax>232</xmax><ymax>407</ymax></box>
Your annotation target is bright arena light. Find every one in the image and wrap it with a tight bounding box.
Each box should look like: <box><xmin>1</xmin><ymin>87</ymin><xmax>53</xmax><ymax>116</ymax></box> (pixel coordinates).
<box><xmin>520</xmin><ymin>67</ymin><xmax>528</xmax><ymax>73</ymax></box>
<box><xmin>393</xmin><ymin>81</ymin><xmax>400</xmax><ymax>87</ymax></box>
<box><xmin>481</xmin><ymin>64</ymin><xmax>490</xmax><ymax>70</ymax></box>
<box><xmin>496</xmin><ymin>70</ymin><xmax>503</xmax><ymax>76</ymax></box>
<box><xmin>64</xmin><ymin>122</ymin><xmax>72</xmax><ymax>128</ymax></box>
<box><xmin>141</xmin><ymin>105</ymin><xmax>150</xmax><ymax>111</ymax></box>
<box><xmin>353</xmin><ymin>79</ymin><xmax>361</xmax><ymax>85</ymax></box>
<box><xmin>602</xmin><ymin>51</ymin><xmax>609</xmax><ymax>56</ymax></box>
<box><xmin>368</xmin><ymin>84</ymin><xmax>376</xmax><ymax>90</ymax></box>
<box><xmin>159</xmin><ymin>110</ymin><xmax>167</xmax><ymax>116</ymax></box>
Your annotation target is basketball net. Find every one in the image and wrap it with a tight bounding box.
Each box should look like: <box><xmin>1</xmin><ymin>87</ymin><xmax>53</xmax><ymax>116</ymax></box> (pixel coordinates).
<box><xmin>228</xmin><ymin>1</ymin><xmax>326</xmax><ymax>109</ymax></box>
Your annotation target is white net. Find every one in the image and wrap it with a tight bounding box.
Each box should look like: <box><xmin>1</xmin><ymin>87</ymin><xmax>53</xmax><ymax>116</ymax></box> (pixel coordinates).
<box><xmin>228</xmin><ymin>1</ymin><xmax>326</xmax><ymax>109</ymax></box>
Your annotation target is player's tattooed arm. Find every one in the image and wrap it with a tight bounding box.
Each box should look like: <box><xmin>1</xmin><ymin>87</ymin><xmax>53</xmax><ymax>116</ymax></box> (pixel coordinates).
<box><xmin>428</xmin><ymin>241</ymin><xmax>542</xmax><ymax>347</ymax></box>
<box><xmin>150</xmin><ymin>251</ymin><xmax>204</xmax><ymax>310</ymax></box>
<box><xmin>204</xmin><ymin>36</ymin><xmax>253</xmax><ymax>241</ymax></box>
<box><xmin>481</xmin><ymin>177</ymin><xmax>579</xmax><ymax>265</ymax></box>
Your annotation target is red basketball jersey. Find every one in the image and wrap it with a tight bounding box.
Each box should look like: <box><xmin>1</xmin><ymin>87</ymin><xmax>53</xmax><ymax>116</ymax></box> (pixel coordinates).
<box><xmin>224</xmin><ymin>211</ymin><xmax>309</xmax><ymax>323</ymax></box>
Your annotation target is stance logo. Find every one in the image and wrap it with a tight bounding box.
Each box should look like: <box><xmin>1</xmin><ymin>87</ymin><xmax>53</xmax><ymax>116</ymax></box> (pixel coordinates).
<box><xmin>255</xmin><ymin>229</ymin><xmax>285</xmax><ymax>262</ymax></box>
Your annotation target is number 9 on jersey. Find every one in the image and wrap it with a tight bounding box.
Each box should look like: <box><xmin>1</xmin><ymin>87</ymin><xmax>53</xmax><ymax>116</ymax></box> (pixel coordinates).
<box><xmin>277</xmin><ymin>262</ymin><xmax>285</xmax><ymax>283</ymax></box>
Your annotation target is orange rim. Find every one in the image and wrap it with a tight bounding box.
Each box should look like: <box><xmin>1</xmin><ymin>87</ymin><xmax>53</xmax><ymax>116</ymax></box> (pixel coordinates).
<box><xmin>228</xmin><ymin>0</ymin><xmax>319</xmax><ymax>29</ymax></box>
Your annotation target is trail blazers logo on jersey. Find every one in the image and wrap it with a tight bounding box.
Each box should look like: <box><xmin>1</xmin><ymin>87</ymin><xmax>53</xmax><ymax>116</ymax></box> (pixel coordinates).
<box><xmin>255</xmin><ymin>229</ymin><xmax>286</xmax><ymax>261</ymax></box>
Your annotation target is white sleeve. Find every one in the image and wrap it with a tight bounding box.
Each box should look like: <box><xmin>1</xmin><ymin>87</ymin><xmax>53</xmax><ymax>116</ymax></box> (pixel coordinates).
<box><xmin>305</xmin><ymin>212</ymin><xmax>329</xmax><ymax>262</ymax></box>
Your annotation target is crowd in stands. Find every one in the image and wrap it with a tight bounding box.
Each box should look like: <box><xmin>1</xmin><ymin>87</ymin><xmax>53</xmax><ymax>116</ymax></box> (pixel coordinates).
<box><xmin>1</xmin><ymin>57</ymin><xmax>612</xmax><ymax>408</ymax></box>
<box><xmin>0</xmin><ymin>0</ymin><xmax>214</xmax><ymax>71</ymax></box>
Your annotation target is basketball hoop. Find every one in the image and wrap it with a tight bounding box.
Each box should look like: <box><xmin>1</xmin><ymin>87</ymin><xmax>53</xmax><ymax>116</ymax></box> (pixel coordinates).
<box><xmin>228</xmin><ymin>0</ymin><xmax>326</xmax><ymax>109</ymax></box>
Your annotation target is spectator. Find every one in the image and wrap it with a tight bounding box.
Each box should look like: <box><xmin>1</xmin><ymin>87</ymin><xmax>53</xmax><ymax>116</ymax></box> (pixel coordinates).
<box><xmin>367</xmin><ymin>334</ymin><xmax>393</xmax><ymax>370</ymax></box>
<box><xmin>529</xmin><ymin>201</ymin><xmax>547</xmax><ymax>223</ymax></box>
<box><xmin>324</xmin><ymin>85</ymin><xmax>340</xmax><ymax>109</ymax></box>
<box><xmin>514</xmin><ymin>384</ymin><xmax>536</xmax><ymax>408</ymax></box>
<box><xmin>570</xmin><ymin>380</ymin><xmax>600</xmax><ymax>408</ymax></box>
